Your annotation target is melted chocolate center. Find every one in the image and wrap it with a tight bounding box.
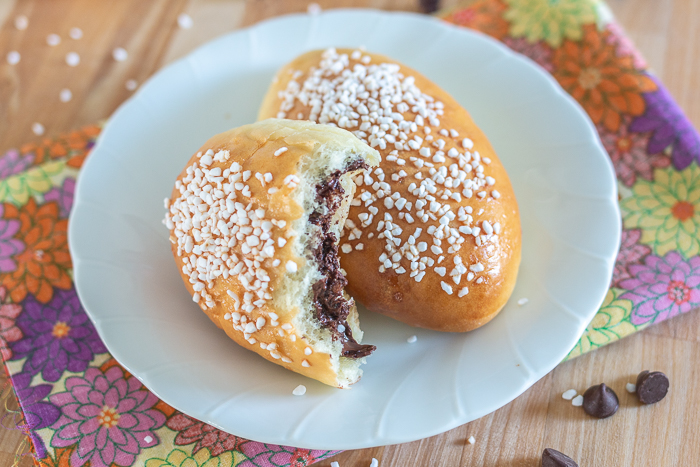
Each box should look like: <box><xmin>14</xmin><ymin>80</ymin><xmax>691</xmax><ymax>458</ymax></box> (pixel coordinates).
<box><xmin>310</xmin><ymin>161</ymin><xmax>375</xmax><ymax>359</ymax></box>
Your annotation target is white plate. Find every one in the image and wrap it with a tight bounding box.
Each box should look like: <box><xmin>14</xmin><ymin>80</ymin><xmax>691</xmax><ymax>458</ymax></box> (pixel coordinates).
<box><xmin>69</xmin><ymin>10</ymin><xmax>620</xmax><ymax>450</ymax></box>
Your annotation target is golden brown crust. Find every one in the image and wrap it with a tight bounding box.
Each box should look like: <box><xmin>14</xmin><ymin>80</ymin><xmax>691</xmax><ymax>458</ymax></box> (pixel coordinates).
<box><xmin>259</xmin><ymin>50</ymin><xmax>521</xmax><ymax>332</ymax></box>
<box><xmin>166</xmin><ymin>119</ymin><xmax>377</xmax><ymax>387</ymax></box>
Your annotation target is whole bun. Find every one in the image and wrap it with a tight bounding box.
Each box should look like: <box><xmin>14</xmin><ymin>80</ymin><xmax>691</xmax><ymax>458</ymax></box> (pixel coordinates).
<box><xmin>164</xmin><ymin>119</ymin><xmax>380</xmax><ymax>388</ymax></box>
<box><xmin>259</xmin><ymin>49</ymin><xmax>521</xmax><ymax>332</ymax></box>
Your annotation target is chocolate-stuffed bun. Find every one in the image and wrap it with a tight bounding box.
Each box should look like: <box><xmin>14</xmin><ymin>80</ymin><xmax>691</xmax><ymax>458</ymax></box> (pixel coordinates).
<box><xmin>164</xmin><ymin>119</ymin><xmax>380</xmax><ymax>388</ymax></box>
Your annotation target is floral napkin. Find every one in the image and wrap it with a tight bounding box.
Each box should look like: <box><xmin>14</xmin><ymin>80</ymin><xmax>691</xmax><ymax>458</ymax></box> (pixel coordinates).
<box><xmin>0</xmin><ymin>128</ymin><xmax>338</xmax><ymax>466</ymax></box>
<box><xmin>1</xmin><ymin>0</ymin><xmax>699</xmax><ymax>466</ymax></box>
<box><xmin>440</xmin><ymin>0</ymin><xmax>700</xmax><ymax>358</ymax></box>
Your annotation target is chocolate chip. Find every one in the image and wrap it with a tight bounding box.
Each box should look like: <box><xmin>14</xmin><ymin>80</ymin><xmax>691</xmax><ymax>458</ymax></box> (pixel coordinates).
<box><xmin>542</xmin><ymin>448</ymin><xmax>578</xmax><ymax>467</ymax></box>
<box><xmin>636</xmin><ymin>371</ymin><xmax>669</xmax><ymax>404</ymax></box>
<box><xmin>582</xmin><ymin>383</ymin><xmax>619</xmax><ymax>419</ymax></box>
<box><xmin>419</xmin><ymin>0</ymin><xmax>441</xmax><ymax>13</ymax></box>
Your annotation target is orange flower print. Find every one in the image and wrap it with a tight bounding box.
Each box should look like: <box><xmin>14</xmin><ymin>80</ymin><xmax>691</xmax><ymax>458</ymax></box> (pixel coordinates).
<box><xmin>66</xmin><ymin>126</ymin><xmax>99</xmax><ymax>168</ymax></box>
<box><xmin>20</xmin><ymin>125</ymin><xmax>100</xmax><ymax>167</ymax></box>
<box><xmin>0</xmin><ymin>199</ymin><xmax>71</xmax><ymax>303</ymax></box>
<box><xmin>36</xmin><ymin>446</ymin><xmax>75</xmax><ymax>467</ymax></box>
<box><xmin>553</xmin><ymin>25</ymin><xmax>656</xmax><ymax>132</ymax></box>
<box><xmin>441</xmin><ymin>0</ymin><xmax>509</xmax><ymax>41</ymax></box>
<box><xmin>290</xmin><ymin>448</ymin><xmax>316</xmax><ymax>467</ymax></box>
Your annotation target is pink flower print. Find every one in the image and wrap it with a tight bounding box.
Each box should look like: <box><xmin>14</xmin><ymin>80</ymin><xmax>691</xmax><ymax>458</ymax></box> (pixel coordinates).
<box><xmin>598</xmin><ymin>116</ymin><xmax>670</xmax><ymax>187</ymax></box>
<box><xmin>620</xmin><ymin>251</ymin><xmax>700</xmax><ymax>325</ymax></box>
<box><xmin>0</xmin><ymin>297</ymin><xmax>22</xmax><ymax>361</ymax></box>
<box><xmin>0</xmin><ymin>204</ymin><xmax>24</xmax><ymax>273</ymax></box>
<box><xmin>604</xmin><ymin>22</ymin><xmax>648</xmax><ymax>70</ymax></box>
<box><xmin>49</xmin><ymin>365</ymin><xmax>165</xmax><ymax>467</ymax></box>
<box><xmin>501</xmin><ymin>36</ymin><xmax>555</xmax><ymax>73</ymax></box>
<box><xmin>167</xmin><ymin>412</ymin><xmax>248</xmax><ymax>456</ymax></box>
<box><xmin>612</xmin><ymin>229</ymin><xmax>652</xmax><ymax>288</ymax></box>
<box><xmin>0</xmin><ymin>149</ymin><xmax>35</xmax><ymax>179</ymax></box>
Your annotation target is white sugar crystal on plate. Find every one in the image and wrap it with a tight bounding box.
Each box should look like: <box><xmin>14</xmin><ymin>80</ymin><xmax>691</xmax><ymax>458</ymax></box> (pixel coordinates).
<box><xmin>517</xmin><ymin>298</ymin><xmax>529</xmax><ymax>306</ymax></box>
<box><xmin>292</xmin><ymin>385</ymin><xmax>306</xmax><ymax>396</ymax></box>
<box><xmin>407</xmin><ymin>335</ymin><xmax>417</xmax><ymax>343</ymax></box>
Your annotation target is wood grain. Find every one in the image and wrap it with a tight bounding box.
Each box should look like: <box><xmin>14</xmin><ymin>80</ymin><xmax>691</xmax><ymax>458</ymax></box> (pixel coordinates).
<box><xmin>0</xmin><ymin>373</ymin><xmax>33</xmax><ymax>467</ymax></box>
<box><xmin>0</xmin><ymin>0</ymin><xmax>189</xmax><ymax>152</ymax></box>
<box><xmin>0</xmin><ymin>1</ymin><xmax>699</xmax><ymax>466</ymax></box>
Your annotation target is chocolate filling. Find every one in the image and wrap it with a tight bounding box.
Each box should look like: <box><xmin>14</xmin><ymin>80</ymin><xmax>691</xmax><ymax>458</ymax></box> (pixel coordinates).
<box><xmin>310</xmin><ymin>161</ymin><xmax>375</xmax><ymax>359</ymax></box>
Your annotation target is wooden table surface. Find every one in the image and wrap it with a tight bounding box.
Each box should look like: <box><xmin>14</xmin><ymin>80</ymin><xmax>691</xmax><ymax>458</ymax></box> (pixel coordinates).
<box><xmin>1</xmin><ymin>0</ymin><xmax>699</xmax><ymax>466</ymax></box>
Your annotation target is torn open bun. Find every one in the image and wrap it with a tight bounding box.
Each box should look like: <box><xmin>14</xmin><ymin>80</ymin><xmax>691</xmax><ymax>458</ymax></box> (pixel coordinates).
<box><xmin>164</xmin><ymin>119</ymin><xmax>380</xmax><ymax>388</ymax></box>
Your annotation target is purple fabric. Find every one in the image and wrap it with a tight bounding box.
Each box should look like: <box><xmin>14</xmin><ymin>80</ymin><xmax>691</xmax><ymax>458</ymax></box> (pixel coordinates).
<box><xmin>0</xmin><ymin>150</ymin><xmax>35</xmax><ymax>179</ymax></box>
<box><xmin>10</xmin><ymin>372</ymin><xmax>61</xmax><ymax>458</ymax></box>
<box><xmin>11</xmin><ymin>288</ymin><xmax>107</xmax><ymax>382</ymax></box>
<box><xmin>630</xmin><ymin>75</ymin><xmax>700</xmax><ymax>170</ymax></box>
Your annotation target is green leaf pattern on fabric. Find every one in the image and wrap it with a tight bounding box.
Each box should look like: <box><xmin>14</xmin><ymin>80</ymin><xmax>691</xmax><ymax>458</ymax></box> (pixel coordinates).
<box><xmin>503</xmin><ymin>0</ymin><xmax>599</xmax><ymax>47</ymax></box>
<box><xmin>0</xmin><ymin>161</ymin><xmax>67</xmax><ymax>206</ymax></box>
<box><xmin>621</xmin><ymin>163</ymin><xmax>700</xmax><ymax>259</ymax></box>
<box><xmin>566</xmin><ymin>288</ymin><xmax>645</xmax><ymax>359</ymax></box>
<box><xmin>144</xmin><ymin>449</ymin><xmax>243</xmax><ymax>467</ymax></box>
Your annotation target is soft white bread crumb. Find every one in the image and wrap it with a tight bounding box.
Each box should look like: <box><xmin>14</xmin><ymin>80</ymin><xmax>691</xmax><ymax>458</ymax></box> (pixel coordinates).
<box><xmin>268</xmin><ymin>120</ymin><xmax>379</xmax><ymax>388</ymax></box>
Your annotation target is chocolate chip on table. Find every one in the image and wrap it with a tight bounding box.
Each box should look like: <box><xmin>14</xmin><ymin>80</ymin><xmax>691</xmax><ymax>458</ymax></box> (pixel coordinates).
<box><xmin>419</xmin><ymin>0</ymin><xmax>441</xmax><ymax>13</ymax></box>
<box><xmin>636</xmin><ymin>370</ymin><xmax>669</xmax><ymax>404</ymax></box>
<box><xmin>542</xmin><ymin>448</ymin><xmax>578</xmax><ymax>467</ymax></box>
<box><xmin>582</xmin><ymin>383</ymin><xmax>619</xmax><ymax>419</ymax></box>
